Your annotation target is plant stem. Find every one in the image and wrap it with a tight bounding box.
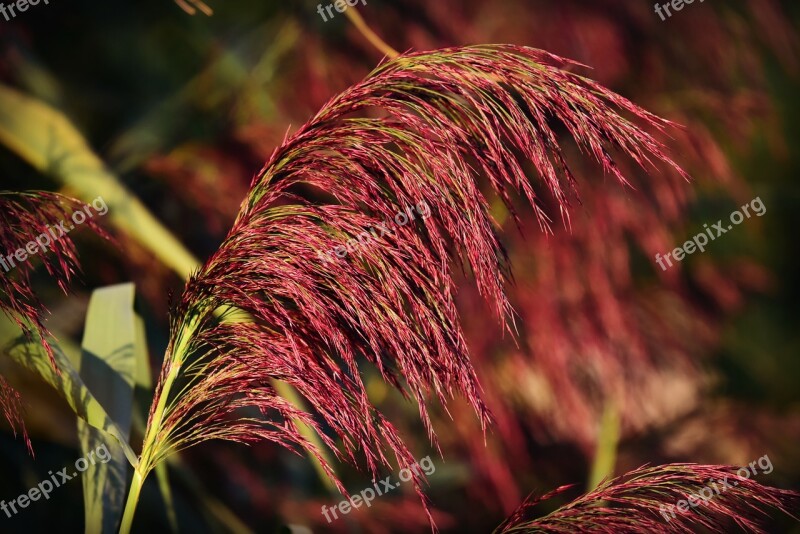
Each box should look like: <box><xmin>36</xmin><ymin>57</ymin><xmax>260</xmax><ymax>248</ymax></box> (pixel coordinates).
<box><xmin>119</xmin><ymin>469</ymin><xmax>145</xmax><ymax>534</ymax></box>
<box><xmin>588</xmin><ymin>400</ymin><xmax>620</xmax><ymax>490</ymax></box>
<box><xmin>118</xmin><ymin>315</ymin><xmax>200</xmax><ymax>533</ymax></box>
<box><xmin>343</xmin><ymin>8</ymin><xmax>399</xmax><ymax>59</ymax></box>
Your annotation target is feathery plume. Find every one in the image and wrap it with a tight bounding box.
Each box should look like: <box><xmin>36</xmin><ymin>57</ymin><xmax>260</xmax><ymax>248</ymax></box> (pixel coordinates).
<box><xmin>0</xmin><ymin>375</ymin><xmax>29</xmax><ymax>454</ymax></box>
<box><xmin>138</xmin><ymin>44</ymin><xmax>687</xmax><ymax>525</ymax></box>
<box><xmin>0</xmin><ymin>191</ymin><xmax>106</xmax><ymax>365</ymax></box>
<box><xmin>495</xmin><ymin>463</ymin><xmax>799</xmax><ymax>533</ymax></box>
<box><xmin>0</xmin><ymin>191</ymin><xmax>106</xmax><ymax>451</ymax></box>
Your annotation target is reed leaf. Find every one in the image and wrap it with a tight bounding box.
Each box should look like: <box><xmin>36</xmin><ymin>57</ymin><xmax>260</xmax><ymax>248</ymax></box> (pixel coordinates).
<box><xmin>77</xmin><ymin>283</ymin><xmax>142</xmax><ymax>533</ymax></box>
<box><xmin>0</xmin><ymin>315</ymin><xmax>138</xmax><ymax>466</ymax></box>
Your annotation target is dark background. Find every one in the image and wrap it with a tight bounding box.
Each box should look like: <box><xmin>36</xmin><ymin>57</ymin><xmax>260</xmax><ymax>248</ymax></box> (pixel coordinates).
<box><xmin>0</xmin><ymin>1</ymin><xmax>798</xmax><ymax>532</ymax></box>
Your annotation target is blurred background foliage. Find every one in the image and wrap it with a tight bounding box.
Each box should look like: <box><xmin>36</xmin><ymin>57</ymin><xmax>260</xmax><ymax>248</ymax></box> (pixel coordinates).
<box><xmin>0</xmin><ymin>0</ymin><xmax>798</xmax><ymax>532</ymax></box>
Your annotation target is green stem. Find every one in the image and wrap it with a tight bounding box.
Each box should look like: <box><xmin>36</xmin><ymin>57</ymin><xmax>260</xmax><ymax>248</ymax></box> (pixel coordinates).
<box><xmin>119</xmin><ymin>470</ymin><xmax>145</xmax><ymax>534</ymax></box>
<box><xmin>588</xmin><ymin>400</ymin><xmax>620</xmax><ymax>490</ymax></box>
<box><xmin>118</xmin><ymin>315</ymin><xmax>200</xmax><ymax>533</ymax></box>
<box><xmin>343</xmin><ymin>7</ymin><xmax>399</xmax><ymax>59</ymax></box>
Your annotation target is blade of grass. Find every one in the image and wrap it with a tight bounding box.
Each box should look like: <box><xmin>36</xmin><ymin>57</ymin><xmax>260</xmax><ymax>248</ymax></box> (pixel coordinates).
<box><xmin>76</xmin><ymin>283</ymin><xmax>140</xmax><ymax>533</ymax></box>
<box><xmin>132</xmin><ymin>302</ymin><xmax>179</xmax><ymax>533</ymax></box>
<box><xmin>0</xmin><ymin>83</ymin><xmax>198</xmax><ymax>280</ymax></box>
<box><xmin>0</xmin><ymin>315</ymin><xmax>139</xmax><ymax>467</ymax></box>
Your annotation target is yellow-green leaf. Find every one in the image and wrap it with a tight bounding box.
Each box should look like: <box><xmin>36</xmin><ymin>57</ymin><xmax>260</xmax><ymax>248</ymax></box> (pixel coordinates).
<box><xmin>76</xmin><ymin>283</ymin><xmax>141</xmax><ymax>533</ymax></box>
<box><xmin>0</xmin><ymin>83</ymin><xmax>198</xmax><ymax>280</ymax></box>
<box><xmin>0</xmin><ymin>315</ymin><xmax>138</xmax><ymax>467</ymax></box>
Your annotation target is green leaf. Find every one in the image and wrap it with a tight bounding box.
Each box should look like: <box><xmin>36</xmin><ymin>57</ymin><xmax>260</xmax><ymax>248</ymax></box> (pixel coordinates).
<box><xmin>0</xmin><ymin>83</ymin><xmax>198</xmax><ymax>280</ymax></box>
<box><xmin>0</xmin><ymin>315</ymin><xmax>138</xmax><ymax>467</ymax></box>
<box><xmin>133</xmin><ymin>311</ymin><xmax>152</xmax><ymax>390</ymax></box>
<box><xmin>75</xmin><ymin>283</ymin><xmax>142</xmax><ymax>533</ymax></box>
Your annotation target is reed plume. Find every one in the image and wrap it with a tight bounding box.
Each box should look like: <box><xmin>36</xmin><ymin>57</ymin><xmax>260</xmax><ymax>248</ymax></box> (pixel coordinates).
<box><xmin>0</xmin><ymin>191</ymin><xmax>106</xmax><ymax>450</ymax></box>
<box><xmin>0</xmin><ymin>375</ymin><xmax>28</xmax><ymax>453</ymax></box>
<box><xmin>495</xmin><ymin>463</ymin><xmax>799</xmax><ymax>533</ymax></box>
<box><xmin>0</xmin><ymin>191</ymin><xmax>105</xmax><ymax>363</ymax></box>
<box><xmin>124</xmin><ymin>44</ymin><xmax>687</xmax><ymax>531</ymax></box>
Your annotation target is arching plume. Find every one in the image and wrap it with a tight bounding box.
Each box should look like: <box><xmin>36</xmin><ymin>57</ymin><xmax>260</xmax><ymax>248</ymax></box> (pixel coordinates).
<box><xmin>0</xmin><ymin>190</ymin><xmax>107</xmax><ymax>452</ymax></box>
<box><xmin>0</xmin><ymin>191</ymin><xmax>106</xmax><ymax>364</ymax></box>
<box><xmin>141</xmin><ymin>44</ymin><xmax>687</xmax><ymax>522</ymax></box>
<box><xmin>495</xmin><ymin>463</ymin><xmax>799</xmax><ymax>533</ymax></box>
